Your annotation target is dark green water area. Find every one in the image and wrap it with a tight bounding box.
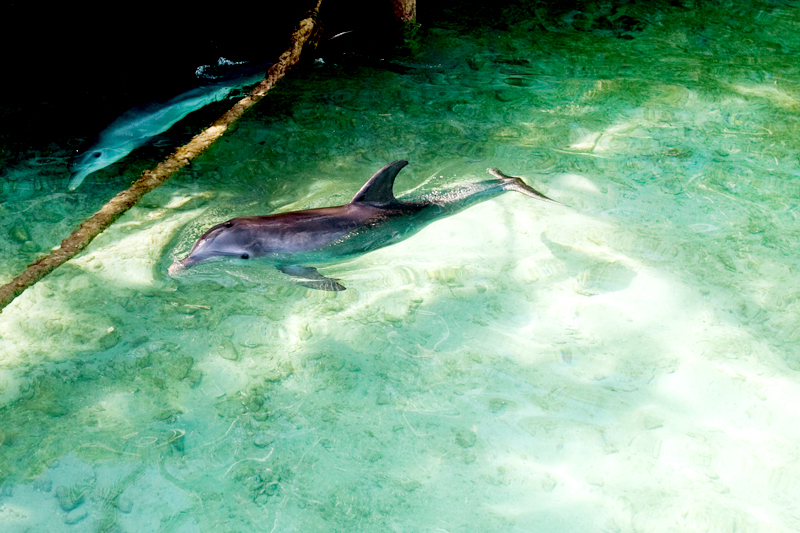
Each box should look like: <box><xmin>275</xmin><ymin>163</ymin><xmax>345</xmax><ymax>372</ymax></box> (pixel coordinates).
<box><xmin>2</xmin><ymin>1</ymin><xmax>800</xmax><ymax>531</ymax></box>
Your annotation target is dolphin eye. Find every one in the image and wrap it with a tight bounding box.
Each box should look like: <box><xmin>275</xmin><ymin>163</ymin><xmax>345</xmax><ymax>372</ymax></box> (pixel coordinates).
<box><xmin>225</xmin><ymin>222</ymin><xmax>233</xmax><ymax>228</ymax></box>
<box><xmin>241</xmin><ymin>253</ymin><xmax>249</xmax><ymax>259</ymax></box>
<box><xmin>93</xmin><ymin>152</ymin><xmax>101</xmax><ymax>158</ymax></box>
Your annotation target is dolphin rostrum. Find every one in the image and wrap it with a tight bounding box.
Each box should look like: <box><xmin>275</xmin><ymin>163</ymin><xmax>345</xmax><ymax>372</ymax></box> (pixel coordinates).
<box><xmin>168</xmin><ymin>160</ymin><xmax>563</xmax><ymax>290</ymax></box>
<box><xmin>68</xmin><ymin>60</ymin><xmax>270</xmax><ymax>190</ymax></box>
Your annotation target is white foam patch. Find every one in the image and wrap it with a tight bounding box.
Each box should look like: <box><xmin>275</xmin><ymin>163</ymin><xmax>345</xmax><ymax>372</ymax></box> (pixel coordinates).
<box><xmin>555</xmin><ymin>172</ymin><xmax>603</xmax><ymax>193</ymax></box>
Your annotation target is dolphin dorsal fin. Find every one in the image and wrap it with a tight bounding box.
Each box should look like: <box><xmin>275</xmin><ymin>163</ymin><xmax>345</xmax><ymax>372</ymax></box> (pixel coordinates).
<box><xmin>350</xmin><ymin>160</ymin><xmax>409</xmax><ymax>204</ymax></box>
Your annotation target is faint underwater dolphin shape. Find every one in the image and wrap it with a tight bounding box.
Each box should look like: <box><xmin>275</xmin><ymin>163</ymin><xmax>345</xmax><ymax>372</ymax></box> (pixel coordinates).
<box><xmin>169</xmin><ymin>160</ymin><xmax>563</xmax><ymax>291</ymax></box>
<box><xmin>68</xmin><ymin>62</ymin><xmax>270</xmax><ymax>190</ymax></box>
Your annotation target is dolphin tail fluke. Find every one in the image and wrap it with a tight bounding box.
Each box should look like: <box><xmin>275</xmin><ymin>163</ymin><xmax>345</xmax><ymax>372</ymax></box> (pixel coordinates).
<box><xmin>277</xmin><ymin>265</ymin><xmax>346</xmax><ymax>291</ymax></box>
<box><xmin>487</xmin><ymin>168</ymin><xmax>565</xmax><ymax>206</ymax></box>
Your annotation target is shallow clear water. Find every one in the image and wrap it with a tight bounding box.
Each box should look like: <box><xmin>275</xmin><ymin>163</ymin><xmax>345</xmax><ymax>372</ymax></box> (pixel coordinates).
<box><xmin>3</xmin><ymin>2</ymin><xmax>800</xmax><ymax>531</ymax></box>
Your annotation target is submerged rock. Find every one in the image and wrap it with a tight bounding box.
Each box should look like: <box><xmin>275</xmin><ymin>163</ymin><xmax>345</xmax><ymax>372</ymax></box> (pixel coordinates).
<box><xmin>8</xmin><ymin>224</ymin><xmax>30</xmax><ymax>243</ymax></box>
<box><xmin>254</xmin><ymin>431</ymin><xmax>273</xmax><ymax>448</ymax></box>
<box><xmin>98</xmin><ymin>327</ymin><xmax>121</xmax><ymax>351</ymax></box>
<box><xmin>56</xmin><ymin>484</ymin><xmax>87</xmax><ymax>511</ymax></box>
<box><xmin>64</xmin><ymin>507</ymin><xmax>88</xmax><ymax>525</ymax></box>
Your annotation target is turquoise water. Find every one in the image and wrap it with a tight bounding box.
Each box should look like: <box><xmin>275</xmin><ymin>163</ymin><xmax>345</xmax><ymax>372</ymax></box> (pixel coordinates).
<box><xmin>3</xmin><ymin>2</ymin><xmax>800</xmax><ymax>531</ymax></box>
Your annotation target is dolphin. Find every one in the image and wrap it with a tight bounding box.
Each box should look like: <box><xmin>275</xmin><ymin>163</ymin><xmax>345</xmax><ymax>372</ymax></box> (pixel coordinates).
<box><xmin>68</xmin><ymin>60</ymin><xmax>270</xmax><ymax>190</ymax></box>
<box><xmin>168</xmin><ymin>160</ymin><xmax>563</xmax><ymax>291</ymax></box>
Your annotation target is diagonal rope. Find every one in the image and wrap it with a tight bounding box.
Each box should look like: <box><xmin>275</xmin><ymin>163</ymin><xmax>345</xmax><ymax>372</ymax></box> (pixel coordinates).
<box><xmin>0</xmin><ymin>0</ymin><xmax>323</xmax><ymax>312</ymax></box>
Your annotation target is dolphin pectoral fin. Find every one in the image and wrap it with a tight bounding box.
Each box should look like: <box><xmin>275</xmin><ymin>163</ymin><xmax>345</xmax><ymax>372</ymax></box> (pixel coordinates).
<box><xmin>487</xmin><ymin>168</ymin><xmax>567</xmax><ymax>206</ymax></box>
<box><xmin>277</xmin><ymin>265</ymin><xmax>346</xmax><ymax>291</ymax></box>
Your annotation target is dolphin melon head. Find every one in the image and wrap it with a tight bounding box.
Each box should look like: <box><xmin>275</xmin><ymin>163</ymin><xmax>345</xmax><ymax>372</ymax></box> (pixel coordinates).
<box><xmin>168</xmin><ymin>219</ymin><xmax>254</xmax><ymax>275</ymax></box>
<box><xmin>68</xmin><ymin>145</ymin><xmax>131</xmax><ymax>190</ymax></box>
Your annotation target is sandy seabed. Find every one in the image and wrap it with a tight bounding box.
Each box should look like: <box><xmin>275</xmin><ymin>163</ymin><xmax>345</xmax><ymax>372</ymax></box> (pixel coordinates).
<box><xmin>2</xmin><ymin>2</ymin><xmax>800</xmax><ymax>531</ymax></box>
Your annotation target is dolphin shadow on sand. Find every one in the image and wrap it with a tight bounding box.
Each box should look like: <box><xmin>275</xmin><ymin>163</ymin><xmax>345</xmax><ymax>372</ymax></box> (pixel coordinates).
<box><xmin>169</xmin><ymin>160</ymin><xmax>564</xmax><ymax>291</ymax></box>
